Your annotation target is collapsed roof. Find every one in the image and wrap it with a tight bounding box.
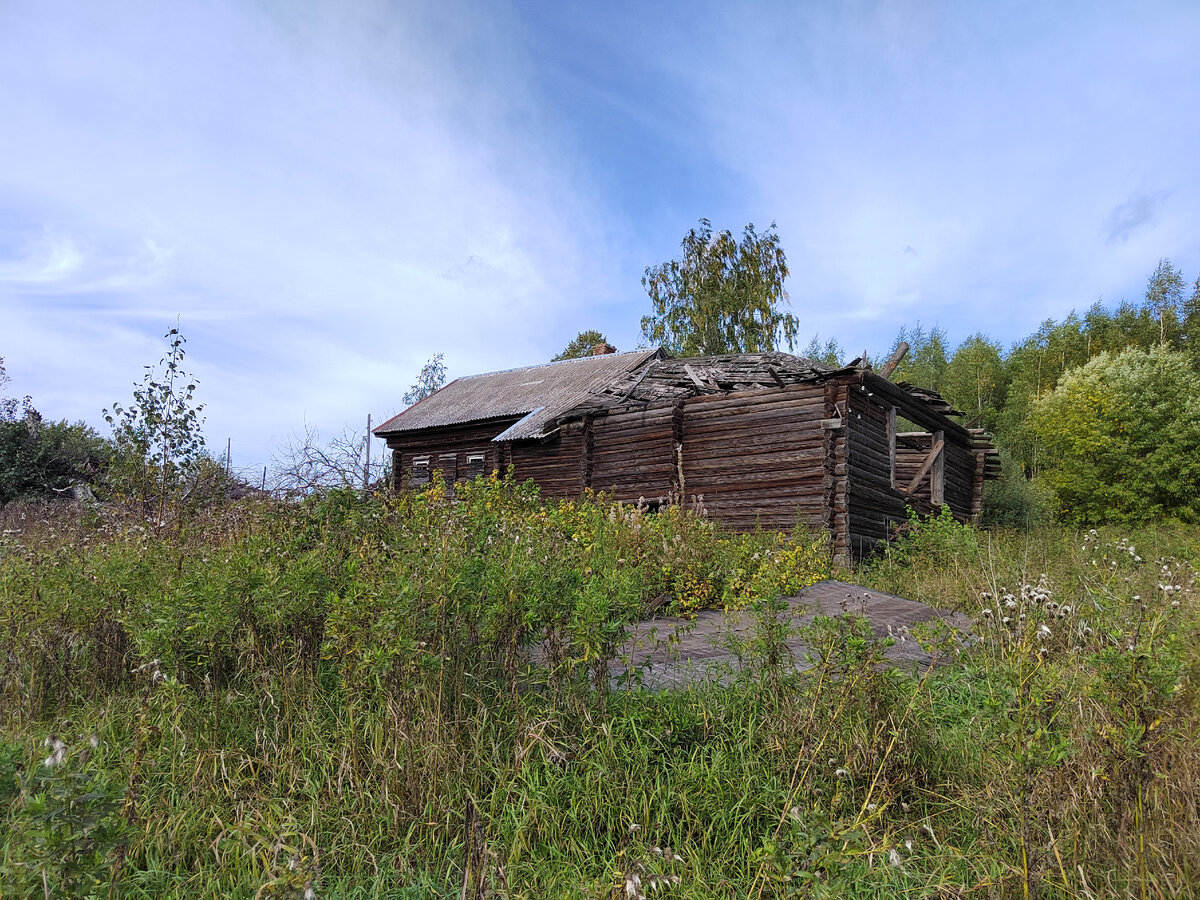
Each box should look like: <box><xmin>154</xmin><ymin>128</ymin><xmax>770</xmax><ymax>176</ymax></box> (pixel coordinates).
<box><xmin>375</xmin><ymin>348</ymin><xmax>984</xmax><ymax>447</ymax></box>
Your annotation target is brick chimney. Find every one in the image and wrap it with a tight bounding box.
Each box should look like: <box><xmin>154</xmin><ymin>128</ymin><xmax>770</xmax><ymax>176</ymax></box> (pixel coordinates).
<box><xmin>590</xmin><ymin>342</ymin><xmax>617</xmax><ymax>356</ymax></box>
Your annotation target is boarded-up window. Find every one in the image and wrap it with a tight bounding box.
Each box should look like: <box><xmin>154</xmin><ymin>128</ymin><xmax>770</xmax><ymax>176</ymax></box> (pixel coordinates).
<box><xmin>465</xmin><ymin>452</ymin><xmax>486</xmax><ymax>480</ymax></box>
<box><xmin>436</xmin><ymin>453</ymin><xmax>458</xmax><ymax>481</ymax></box>
<box><xmin>409</xmin><ymin>455</ymin><xmax>430</xmax><ymax>487</ymax></box>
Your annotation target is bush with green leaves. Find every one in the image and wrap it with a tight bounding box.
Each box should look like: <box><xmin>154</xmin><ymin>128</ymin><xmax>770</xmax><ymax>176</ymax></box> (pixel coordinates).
<box><xmin>980</xmin><ymin>450</ymin><xmax>1056</xmax><ymax>530</ymax></box>
<box><xmin>0</xmin><ymin>415</ymin><xmax>111</xmax><ymax>505</ymax></box>
<box><xmin>1028</xmin><ymin>345</ymin><xmax>1200</xmax><ymax>524</ymax></box>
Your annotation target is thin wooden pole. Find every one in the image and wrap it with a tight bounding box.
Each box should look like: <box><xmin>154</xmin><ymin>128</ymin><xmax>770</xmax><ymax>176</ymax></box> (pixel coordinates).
<box><xmin>363</xmin><ymin>413</ymin><xmax>372</xmax><ymax>491</ymax></box>
<box><xmin>226</xmin><ymin>437</ymin><xmax>232</xmax><ymax>475</ymax></box>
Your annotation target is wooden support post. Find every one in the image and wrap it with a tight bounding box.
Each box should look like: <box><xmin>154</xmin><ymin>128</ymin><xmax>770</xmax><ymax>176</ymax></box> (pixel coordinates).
<box><xmin>887</xmin><ymin>407</ymin><xmax>896</xmax><ymax>488</ymax></box>
<box><xmin>931</xmin><ymin>429</ymin><xmax>944</xmax><ymax>505</ymax></box>
<box><xmin>580</xmin><ymin>415</ymin><xmax>594</xmax><ymax>490</ymax></box>
<box><xmin>904</xmin><ymin>435</ymin><xmax>944</xmax><ymax>496</ymax></box>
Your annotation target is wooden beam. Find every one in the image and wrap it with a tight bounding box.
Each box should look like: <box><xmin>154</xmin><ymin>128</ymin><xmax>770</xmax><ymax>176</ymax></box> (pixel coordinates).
<box><xmin>683</xmin><ymin>363</ymin><xmax>708</xmax><ymax>390</ymax></box>
<box><xmin>878</xmin><ymin>341</ymin><xmax>910</xmax><ymax>380</ymax></box>
<box><xmin>904</xmin><ymin>436</ymin><xmax>944</xmax><ymax>495</ymax></box>
<box><xmin>861</xmin><ymin>373</ymin><xmax>972</xmax><ymax>439</ymax></box>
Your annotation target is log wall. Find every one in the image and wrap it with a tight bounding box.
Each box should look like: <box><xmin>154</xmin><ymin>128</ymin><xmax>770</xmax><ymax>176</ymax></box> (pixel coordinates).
<box><xmin>590</xmin><ymin>404</ymin><xmax>677</xmax><ymax>501</ymax></box>
<box><xmin>681</xmin><ymin>385</ymin><xmax>828</xmax><ymax>533</ymax></box>
<box><xmin>385</xmin><ymin>418</ymin><xmax>519</xmax><ymax>489</ymax></box>
<box><xmin>508</xmin><ymin>423</ymin><xmax>586</xmax><ymax>498</ymax></box>
<box><xmin>846</xmin><ymin>384</ymin><xmax>907</xmax><ymax>558</ymax></box>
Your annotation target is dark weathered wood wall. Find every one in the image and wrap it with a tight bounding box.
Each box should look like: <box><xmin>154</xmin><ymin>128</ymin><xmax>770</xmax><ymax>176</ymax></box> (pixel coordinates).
<box><xmin>590</xmin><ymin>404</ymin><xmax>677</xmax><ymax>501</ymax></box>
<box><xmin>846</xmin><ymin>384</ymin><xmax>907</xmax><ymax>558</ymax></box>
<box><xmin>386</xmin><ymin>418</ymin><xmax>519</xmax><ymax>489</ymax></box>
<box><xmin>508</xmin><ymin>423</ymin><xmax>586</xmax><ymax>498</ymax></box>
<box><xmin>682</xmin><ymin>386</ymin><xmax>827</xmax><ymax>533</ymax></box>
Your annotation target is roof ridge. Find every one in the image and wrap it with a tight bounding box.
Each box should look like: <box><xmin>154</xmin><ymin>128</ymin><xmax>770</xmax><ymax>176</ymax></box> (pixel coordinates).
<box><xmin>458</xmin><ymin>348</ymin><xmax>654</xmax><ymax>381</ymax></box>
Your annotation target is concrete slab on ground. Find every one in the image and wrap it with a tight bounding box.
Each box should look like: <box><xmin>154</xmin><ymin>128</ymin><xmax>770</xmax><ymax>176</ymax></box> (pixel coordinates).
<box><xmin>609</xmin><ymin>579</ymin><xmax>971</xmax><ymax>689</ymax></box>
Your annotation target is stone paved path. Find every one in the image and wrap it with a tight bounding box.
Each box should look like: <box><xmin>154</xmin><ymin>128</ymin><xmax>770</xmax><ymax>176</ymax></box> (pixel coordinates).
<box><xmin>609</xmin><ymin>579</ymin><xmax>971</xmax><ymax>689</ymax></box>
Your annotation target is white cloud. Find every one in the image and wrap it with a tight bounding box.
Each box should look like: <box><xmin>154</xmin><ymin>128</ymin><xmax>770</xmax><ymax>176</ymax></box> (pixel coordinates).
<box><xmin>0</xmin><ymin>0</ymin><xmax>625</xmax><ymax>466</ymax></box>
<box><xmin>2</xmin><ymin>0</ymin><xmax>1199</xmax><ymax>470</ymax></box>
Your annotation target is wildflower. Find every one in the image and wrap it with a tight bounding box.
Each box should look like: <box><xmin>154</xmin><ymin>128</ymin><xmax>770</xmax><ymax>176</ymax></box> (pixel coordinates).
<box><xmin>43</xmin><ymin>735</ymin><xmax>67</xmax><ymax>768</ymax></box>
<box><xmin>628</xmin><ymin>822</ymin><xmax>641</xmax><ymax>833</ymax></box>
<box><xmin>624</xmin><ymin>872</ymin><xmax>642</xmax><ymax>899</ymax></box>
<box><xmin>1037</xmin><ymin>624</ymin><xmax>1052</xmax><ymax>639</ymax></box>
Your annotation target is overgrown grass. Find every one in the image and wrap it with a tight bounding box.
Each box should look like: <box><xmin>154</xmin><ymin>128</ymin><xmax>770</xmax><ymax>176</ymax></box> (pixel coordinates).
<box><xmin>1</xmin><ymin>483</ymin><xmax>1197</xmax><ymax>898</ymax></box>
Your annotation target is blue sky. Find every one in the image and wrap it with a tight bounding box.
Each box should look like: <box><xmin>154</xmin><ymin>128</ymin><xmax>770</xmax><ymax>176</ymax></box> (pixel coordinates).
<box><xmin>3</xmin><ymin>0</ymin><xmax>1198</xmax><ymax>472</ymax></box>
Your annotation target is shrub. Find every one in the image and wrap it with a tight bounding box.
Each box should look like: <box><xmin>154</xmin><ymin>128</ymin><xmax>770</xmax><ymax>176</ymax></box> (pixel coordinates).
<box><xmin>980</xmin><ymin>451</ymin><xmax>1055</xmax><ymax>530</ymax></box>
<box><xmin>1028</xmin><ymin>346</ymin><xmax>1200</xmax><ymax>524</ymax></box>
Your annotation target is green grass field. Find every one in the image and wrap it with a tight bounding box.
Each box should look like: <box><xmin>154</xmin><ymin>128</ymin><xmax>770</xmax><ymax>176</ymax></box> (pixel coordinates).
<box><xmin>1</xmin><ymin>481</ymin><xmax>1197</xmax><ymax>898</ymax></box>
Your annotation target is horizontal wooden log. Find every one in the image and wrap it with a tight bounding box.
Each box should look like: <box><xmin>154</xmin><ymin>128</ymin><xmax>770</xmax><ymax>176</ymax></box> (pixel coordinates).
<box><xmin>690</xmin><ymin>481</ymin><xmax>826</xmax><ymax>502</ymax></box>
<box><xmin>683</xmin><ymin>397</ymin><xmax>826</xmax><ymax>425</ymax></box>
<box><xmin>686</xmin><ymin>451</ymin><xmax>827</xmax><ymax>472</ymax></box>
<box><xmin>683</xmin><ymin>435</ymin><xmax>826</xmax><ymax>457</ymax></box>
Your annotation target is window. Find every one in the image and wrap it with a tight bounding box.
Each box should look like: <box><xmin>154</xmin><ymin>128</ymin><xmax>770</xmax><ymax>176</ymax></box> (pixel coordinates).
<box><xmin>465</xmin><ymin>452</ymin><xmax>486</xmax><ymax>480</ymax></box>
<box><xmin>437</xmin><ymin>453</ymin><xmax>458</xmax><ymax>482</ymax></box>
<box><xmin>409</xmin><ymin>455</ymin><xmax>430</xmax><ymax>487</ymax></box>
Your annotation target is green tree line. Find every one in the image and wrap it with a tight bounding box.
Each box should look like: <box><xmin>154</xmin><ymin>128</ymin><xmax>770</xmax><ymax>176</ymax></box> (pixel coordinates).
<box><xmin>556</xmin><ymin>222</ymin><xmax>1200</xmax><ymax>527</ymax></box>
<box><xmin>884</xmin><ymin>259</ymin><xmax>1200</xmax><ymax>525</ymax></box>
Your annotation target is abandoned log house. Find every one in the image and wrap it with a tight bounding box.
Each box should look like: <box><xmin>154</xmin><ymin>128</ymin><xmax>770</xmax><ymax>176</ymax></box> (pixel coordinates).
<box><xmin>374</xmin><ymin>347</ymin><xmax>998</xmax><ymax>560</ymax></box>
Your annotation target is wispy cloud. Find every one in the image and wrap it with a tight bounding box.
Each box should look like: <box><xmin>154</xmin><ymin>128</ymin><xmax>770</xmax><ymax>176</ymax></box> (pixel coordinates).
<box><xmin>2</xmin><ymin>0</ymin><xmax>1199</xmax><ymax>468</ymax></box>
<box><xmin>1104</xmin><ymin>190</ymin><xmax>1171</xmax><ymax>245</ymax></box>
